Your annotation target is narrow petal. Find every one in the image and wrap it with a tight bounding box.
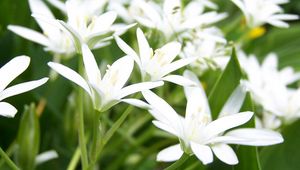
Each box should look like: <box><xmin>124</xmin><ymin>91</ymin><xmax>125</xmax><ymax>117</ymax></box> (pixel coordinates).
<box><xmin>211</xmin><ymin>144</ymin><xmax>238</xmax><ymax>165</ymax></box>
<box><xmin>81</xmin><ymin>44</ymin><xmax>101</xmax><ymax>84</ymax></box>
<box><xmin>35</xmin><ymin>150</ymin><xmax>58</xmax><ymax>165</ymax></box>
<box><xmin>120</xmin><ymin>98</ymin><xmax>151</xmax><ymax>109</ymax></box>
<box><xmin>191</xmin><ymin>142</ymin><xmax>213</xmax><ymax>165</ymax></box>
<box><xmin>205</xmin><ymin>112</ymin><xmax>253</xmax><ymax>138</ymax></box>
<box><xmin>46</xmin><ymin>0</ymin><xmax>66</xmax><ymax>13</ymax></box>
<box><xmin>0</xmin><ymin>56</ymin><xmax>30</xmax><ymax>92</ymax></box>
<box><xmin>7</xmin><ymin>25</ymin><xmax>51</xmax><ymax>47</ymax></box>
<box><xmin>119</xmin><ymin>81</ymin><xmax>164</xmax><ymax>99</ymax></box>
<box><xmin>157</xmin><ymin>144</ymin><xmax>183</xmax><ymax>162</ymax></box>
<box><xmin>137</xmin><ymin>28</ymin><xmax>151</xmax><ymax>65</ymax></box>
<box><xmin>224</xmin><ymin>128</ymin><xmax>284</xmax><ymax>146</ymax></box>
<box><xmin>48</xmin><ymin>62</ymin><xmax>91</xmax><ymax>95</ymax></box>
<box><xmin>162</xmin><ymin>75</ymin><xmax>197</xmax><ymax>86</ymax></box>
<box><xmin>152</xmin><ymin>120</ymin><xmax>179</xmax><ymax>137</ymax></box>
<box><xmin>219</xmin><ymin>85</ymin><xmax>246</xmax><ymax>117</ymax></box>
<box><xmin>0</xmin><ymin>78</ymin><xmax>48</xmax><ymax>101</ymax></box>
<box><xmin>161</xmin><ymin>57</ymin><xmax>196</xmax><ymax>77</ymax></box>
<box><xmin>90</xmin><ymin>11</ymin><xmax>117</xmax><ymax>34</ymax></box>
<box><xmin>102</xmin><ymin>56</ymin><xmax>134</xmax><ymax>90</ymax></box>
<box><xmin>114</xmin><ymin>36</ymin><xmax>141</xmax><ymax>67</ymax></box>
<box><xmin>155</xmin><ymin>42</ymin><xmax>181</xmax><ymax>65</ymax></box>
<box><xmin>58</xmin><ymin>20</ymin><xmax>83</xmax><ymax>53</ymax></box>
<box><xmin>0</xmin><ymin>102</ymin><xmax>17</xmax><ymax>118</ymax></box>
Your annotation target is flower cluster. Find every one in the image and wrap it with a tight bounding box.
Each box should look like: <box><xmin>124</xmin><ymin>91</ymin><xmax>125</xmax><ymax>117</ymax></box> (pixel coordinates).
<box><xmin>2</xmin><ymin>0</ymin><xmax>299</xmax><ymax>169</ymax></box>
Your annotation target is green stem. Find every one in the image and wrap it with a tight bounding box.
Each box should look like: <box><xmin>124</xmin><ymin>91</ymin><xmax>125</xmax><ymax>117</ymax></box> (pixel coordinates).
<box><xmin>96</xmin><ymin>105</ymin><xmax>134</xmax><ymax>160</ymax></box>
<box><xmin>0</xmin><ymin>147</ymin><xmax>20</xmax><ymax>170</ymax></box>
<box><xmin>89</xmin><ymin>110</ymin><xmax>102</xmax><ymax>169</ymax></box>
<box><xmin>67</xmin><ymin>147</ymin><xmax>81</xmax><ymax>170</ymax></box>
<box><xmin>78</xmin><ymin>56</ymin><xmax>89</xmax><ymax>169</ymax></box>
<box><xmin>164</xmin><ymin>154</ymin><xmax>189</xmax><ymax>170</ymax></box>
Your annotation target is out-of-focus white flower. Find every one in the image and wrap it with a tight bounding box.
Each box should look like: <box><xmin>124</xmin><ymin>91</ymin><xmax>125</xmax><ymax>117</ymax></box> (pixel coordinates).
<box><xmin>182</xmin><ymin>27</ymin><xmax>230</xmax><ymax>73</ymax></box>
<box><xmin>0</xmin><ymin>56</ymin><xmax>48</xmax><ymax>118</ymax></box>
<box><xmin>239</xmin><ymin>53</ymin><xmax>300</xmax><ymax>129</ymax></box>
<box><xmin>232</xmin><ymin>0</ymin><xmax>299</xmax><ymax>28</ymax></box>
<box><xmin>129</xmin><ymin>0</ymin><xmax>227</xmax><ymax>39</ymax></box>
<box><xmin>48</xmin><ymin>44</ymin><xmax>163</xmax><ymax>112</ymax></box>
<box><xmin>108</xmin><ymin>0</ymin><xmax>134</xmax><ymax>23</ymax></box>
<box><xmin>115</xmin><ymin>28</ymin><xmax>196</xmax><ymax>86</ymax></box>
<box><xmin>8</xmin><ymin>0</ymin><xmax>75</xmax><ymax>57</ymax></box>
<box><xmin>142</xmin><ymin>70</ymin><xmax>283</xmax><ymax>165</ymax></box>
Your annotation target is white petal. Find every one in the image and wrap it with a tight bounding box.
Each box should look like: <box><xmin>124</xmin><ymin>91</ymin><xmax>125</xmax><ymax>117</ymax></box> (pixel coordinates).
<box><xmin>142</xmin><ymin>90</ymin><xmax>181</xmax><ymax>128</ymax></box>
<box><xmin>152</xmin><ymin>120</ymin><xmax>179</xmax><ymax>137</ymax></box>
<box><xmin>205</xmin><ymin>112</ymin><xmax>253</xmax><ymax>138</ymax></box>
<box><xmin>48</xmin><ymin>62</ymin><xmax>91</xmax><ymax>95</ymax></box>
<box><xmin>90</xmin><ymin>11</ymin><xmax>117</xmax><ymax>34</ymax></box>
<box><xmin>119</xmin><ymin>81</ymin><xmax>164</xmax><ymax>99</ymax></box>
<box><xmin>0</xmin><ymin>102</ymin><xmax>17</xmax><ymax>118</ymax></box>
<box><xmin>161</xmin><ymin>57</ymin><xmax>196</xmax><ymax>77</ymax></box>
<box><xmin>224</xmin><ymin>128</ymin><xmax>284</xmax><ymax>146</ymax></box>
<box><xmin>120</xmin><ymin>98</ymin><xmax>151</xmax><ymax>109</ymax></box>
<box><xmin>46</xmin><ymin>0</ymin><xmax>66</xmax><ymax>13</ymax></box>
<box><xmin>191</xmin><ymin>142</ymin><xmax>213</xmax><ymax>165</ymax></box>
<box><xmin>219</xmin><ymin>85</ymin><xmax>246</xmax><ymax>117</ymax></box>
<box><xmin>0</xmin><ymin>78</ymin><xmax>48</xmax><ymax>101</ymax></box>
<box><xmin>35</xmin><ymin>150</ymin><xmax>58</xmax><ymax>165</ymax></box>
<box><xmin>162</xmin><ymin>75</ymin><xmax>197</xmax><ymax>86</ymax></box>
<box><xmin>0</xmin><ymin>56</ymin><xmax>30</xmax><ymax>92</ymax></box>
<box><xmin>58</xmin><ymin>20</ymin><xmax>83</xmax><ymax>52</ymax></box>
<box><xmin>137</xmin><ymin>28</ymin><xmax>151</xmax><ymax>65</ymax></box>
<box><xmin>102</xmin><ymin>56</ymin><xmax>134</xmax><ymax>90</ymax></box>
<box><xmin>157</xmin><ymin>144</ymin><xmax>183</xmax><ymax>162</ymax></box>
<box><xmin>156</xmin><ymin>42</ymin><xmax>181</xmax><ymax>65</ymax></box>
<box><xmin>7</xmin><ymin>25</ymin><xmax>51</xmax><ymax>47</ymax></box>
<box><xmin>211</xmin><ymin>144</ymin><xmax>238</xmax><ymax>165</ymax></box>
<box><xmin>114</xmin><ymin>36</ymin><xmax>141</xmax><ymax>67</ymax></box>
<box><xmin>81</xmin><ymin>44</ymin><xmax>101</xmax><ymax>84</ymax></box>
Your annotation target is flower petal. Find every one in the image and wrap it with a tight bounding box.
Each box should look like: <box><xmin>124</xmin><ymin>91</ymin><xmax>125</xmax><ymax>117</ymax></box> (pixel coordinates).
<box><xmin>211</xmin><ymin>144</ymin><xmax>238</xmax><ymax>165</ymax></box>
<box><xmin>205</xmin><ymin>112</ymin><xmax>253</xmax><ymax>138</ymax></box>
<box><xmin>137</xmin><ymin>28</ymin><xmax>151</xmax><ymax>66</ymax></box>
<box><xmin>120</xmin><ymin>98</ymin><xmax>151</xmax><ymax>109</ymax></box>
<box><xmin>161</xmin><ymin>57</ymin><xmax>196</xmax><ymax>77</ymax></box>
<box><xmin>218</xmin><ymin>85</ymin><xmax>246</xmax><ymax>117</ymax></box>
<box><xmin>152</xmin><ymin>120</ymin><xmax>179</xmax><ymax>137</ymax></box>
<box><xmin>114</xmin><ymin>36</ymin><xmax>141</xmax><ymax>67</ymax></box>
<box><xmin>7</xmin><ymin>25</ymin><xmax>51</xmax><ymax>47</ymax></box>
<box><xmin>191</xmin><ymin>142</ymin><xmax>213</xmax><ymax>165</ymax></box>
<box><xmin>35</xmin><ymin>150</ymin><xmax>58</xmax><ymax>165</ymax></box>
<box><xmin>81</xmin><ymin>44</ymin><xmax>101</xmax><ymax>84</ymax></box>
<box><xmin>224</xmin><ymin>128</ymin><xmax>284</xmax><ymax>146</ymax></box>
<box><xmin>162</xmin><ymin>75</ymin><xmax>197</xmax><ymax>86</ymax></box>
<box><xmin>102</xmin><ymin>56</ymin><xmax>134</xmax><ymax>90</ymax></box>
<box><xmin>157</xmin><ymin>144</ymin><xmax>183</xmax><ymax>162</ymax></box>
<box><xmin>119</xmin><ymin>81</ymin><xmax>164</xmax><ymax>99</ymax></box>
<box><xmin>0</xmin><ymin>56</ymin><xmax>30</xmax><ymax>92</ymax></box>
<box><xmin>48</xmin><ymin>62</ymin><xmax>91</xmax><ymax>96</ymax></box>
<box><xmin>0</xmin><ymin>78</ymin><xmax>48</xmax><ymax>101</ymax></box>
<box><xmin>0</xmin><ymin>102</ymin><xmax>17</xmax><ymax>118</ymax></box>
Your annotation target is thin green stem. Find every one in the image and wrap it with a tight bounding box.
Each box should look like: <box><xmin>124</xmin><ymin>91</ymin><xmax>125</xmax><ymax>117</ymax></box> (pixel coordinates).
<box><xmin>88</xmin><ymin>110</ymin><xmax>102</xmax><ymax>169</ymax></box>
<box><xmin>96</xmin><ymin>105</ymin><xmax>134</xmax><ymax>160</ymax></box>
<box><xmin>0</xmin><ymin>147</ymin><xmax>20</xmax><ymax>170</ymax></box>
<box><xmin>164</xmin><ymin>154</ymin><xmax>189</xmax><ymax>170</ymax></box>
<box><xmin>78</xmin><ymin>56</ymin><xmax>89</xmax><ymax>169</ymax></box>
<box><xmin>67</xmin><ymin>147</ymin><xmax>81</xmax><ymax>170</ymax></box>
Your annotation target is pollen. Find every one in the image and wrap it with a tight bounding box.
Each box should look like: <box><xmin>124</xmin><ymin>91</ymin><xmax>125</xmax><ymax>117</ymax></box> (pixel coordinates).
<box><xmin>248</xmin><ymin>26</ymin><xmax>266</xmax><ymax>39</ymax></box>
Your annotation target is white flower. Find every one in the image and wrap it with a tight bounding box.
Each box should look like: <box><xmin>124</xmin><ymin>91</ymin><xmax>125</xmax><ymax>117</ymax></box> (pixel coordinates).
<box><xmin>0</xmin><ymin>56</ymin><xmax>48</xmax><ymax>118</ymax></box>
<box><xmin>8</xmin><ymin>0</ymin><xmax>75</xmax><ymax>57</ymax></box>
<box><xmin>48</xmin><ymin>44</ymin><xmax>163</xmax><ymax>112</ymax></box>
<box><xmin>115</xmin><ymin>28</ymin><xmax>196</xmax><ymax>86</ymax></box>
<box><xmin>129</xmin><ymin>0</ymin><xmax>227</xmax><ymax>39</ymax></box>
<box><xmin>181</xmin><ymin>27</ymin><xmax>230</xmax><ymax>73</ymax></box>
<box><xmin>142</xmin><ymin>70</ymin><xmax>283</xmax><ymax>165</ymax></box>
<box><xmin>239</xmin><ymin>53</ymin><xmax>300</xmax><ymax>129</ymax></box>
<box><xmin>232</xmin><ymin>0</ymin><xmax>299</xmax><ymax>28</ymax></box>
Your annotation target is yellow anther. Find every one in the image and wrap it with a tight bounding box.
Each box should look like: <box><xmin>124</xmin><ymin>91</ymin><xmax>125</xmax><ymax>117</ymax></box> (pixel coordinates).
<box><xmin>248</xmin><ymin>26</ymin><xmax>266</xmax><ymax>39</ymax></box>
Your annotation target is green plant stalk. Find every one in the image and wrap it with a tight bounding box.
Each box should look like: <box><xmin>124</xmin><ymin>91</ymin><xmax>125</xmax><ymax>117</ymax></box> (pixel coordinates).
<box><xmin>0</xmin><ymin>147</ymin><xmax>20</xmax><ymax>170</ymax></box>
<box><xmin>164</xmin><ymin>154</ymin><xmax>189</xmax><ymax>170</ymax></box>
<box><xmin>67</xmin><ymin>147</ymin><xmax>81</xmax><ymax>170</ymax></box>
<box><xmin>78</xmin><ymin>56</ymin><xmax>89</xmax><ymax>169</ymax></box>
<box><xmin>96</xmin><ymin>105</ymin><xmax>134</xmax><ymax>160</ymax></box>
<box><xmin>89</xmin><ymin>110</ymin><xmax>102</xmax><ymax>169</ymax></box>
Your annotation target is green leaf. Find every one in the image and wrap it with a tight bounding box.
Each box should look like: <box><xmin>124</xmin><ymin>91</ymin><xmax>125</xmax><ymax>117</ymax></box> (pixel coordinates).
<box><xmin>260</xmin><ymin>120</ymin><xmax>300</xmax><ymax>170</ymax></box>
<box><xmin>208</xmin><ymin>48</ymin><xmax>243</xmax><ymax>120</ymax></box>
<box><xmin>233</xmin><ymin>93</ymin><xmax>261</xmax><ymax>170</ymax></box>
